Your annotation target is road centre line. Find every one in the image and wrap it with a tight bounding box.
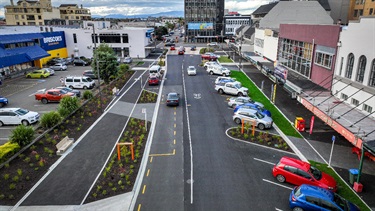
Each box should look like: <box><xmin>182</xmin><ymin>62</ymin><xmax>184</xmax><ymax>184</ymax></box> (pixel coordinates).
<box><xmin>137</xmin><ymin>204</ymin><xmax>141</xmax><ymax>211</ymax></box>
<box><xmin>174</xmin><ymin>131</ymin><xmax>176</xmax><ymax>135</ymax></box>
<box><xmin>146</xmin><ymin>169</ymin><xmax>150</xmax><ymax>177</ymax></box>
<box><xmin>142</xmin><ymin>185</ymin><xmax>147</xmax><ymax>194</ymax></box>
<box><xmin>263</xmin><ymin>179</ymin><xmax>293</xmax><ymax>190</ymax></box>
<box><xmin>174</xmin><ymin>139</ymin><xmax>176</xmax><ymax>145</ymax></box>
<box><xmin>149</xmin><ymin>157</ymin><xmax>153</xmax><ymax>163</ymax></box>
<box><xmin>253</xmin><ymin>157</ymin><xmax>276</xmax><ymax>166</ymax></box>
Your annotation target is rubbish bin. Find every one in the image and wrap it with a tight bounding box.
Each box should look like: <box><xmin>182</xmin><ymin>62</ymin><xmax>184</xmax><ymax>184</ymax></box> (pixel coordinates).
<box><xmin>349</xmin><ymin>168</ymin><xmax>359</xmax><ymax>185</ymax></box>
<box><xmin>294</xmin><ymin>117</ymin><xmax>305</xmax><ymax>132</ymax></box>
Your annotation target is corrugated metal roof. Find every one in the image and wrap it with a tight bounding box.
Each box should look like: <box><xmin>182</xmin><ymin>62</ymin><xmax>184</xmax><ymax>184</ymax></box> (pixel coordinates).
<box><xmin>252</xmin><ymin>2</ymin><xmax>278</xmax><ymax>15</ymax></box>
<box><xmin>0</xmin><ymin>46</ymin><xmax>50</xmax><ymax>67</ymax></box>
<box><xmin>259</xmin><ymin>1</ymin><xmax>334</xmax><ymax>29</ymax></box>
<box><xmin>0</xmin><ymin>33</ymin><xmax>44</xmax><ymax>45</ymax></box>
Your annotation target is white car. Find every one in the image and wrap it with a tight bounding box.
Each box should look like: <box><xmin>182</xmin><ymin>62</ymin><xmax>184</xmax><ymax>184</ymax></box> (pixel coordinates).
<box><xmin>187</xmin><ymin>66</ymin><xmax>196</xmax><ymax>76</ymax></box>
<box><xmin>204</xmin><ymin>61</ymin><xmax>221</xmax><ymax>70</ymax></box>
<box><xmin>206</xmin><ymin>66</ymin><xmax>231</xmax><ymax>76</ymax></box>
<box><xmin>0</xmin><ymin>108</ymin><xmax>40</xmax><ymax>126</ymax></box>
<box><xmin>215</xmin><ymin>76</ymin><xmax>241</xmax><ymax>85</ymax></box>
<box><xmin>207</xmin><ymin>42</ymin><xmax>218</xmax><ymax>47</ymax></box>
<box><xmin>42</xmin><ymin>67</ymin><xmax>55</xmax><ymax>76</ymax></box>
<box><xmin>227</xmin><ymin>97</ymin><xmax>264</xmax><ymax>108</ymax></box>
<box><xmin>233</xmin><ymin>108</ymin><xmax>273</xmax><ymax>130</ymax></box>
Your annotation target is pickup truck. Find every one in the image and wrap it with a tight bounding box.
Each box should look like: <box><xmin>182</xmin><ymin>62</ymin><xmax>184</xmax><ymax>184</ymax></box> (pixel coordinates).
<box><xmin>35</xmin><ymin>89</ymin><xmax>75</xmax><ymax>104</ymax></box>
<box><xmin>215</xmin><ymin>82</ymin><xmax>248</xmax><ymax>96</ymax></box>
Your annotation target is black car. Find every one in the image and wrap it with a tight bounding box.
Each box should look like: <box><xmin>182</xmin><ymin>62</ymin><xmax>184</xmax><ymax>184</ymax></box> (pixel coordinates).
<box><xmin>166</xmin><ymin>92</ymin><xmax>180</xmax><ymax>106</ymax></box>
<box><xmin>165</xmin><ymin>42</ymin><xmax>175</xmax><ymax>47</ymax></box>
<box><xmin>73</xmin><ymin>59</ymin><xmax>89</xmax><ymax>66</ymax></box>
<box><xmin>83</xmin><ymin>70</ymin><xmax>98</xmax><ymax>79</ymax></box>
<box><xmin>191</xmin><ymin>46</ymin><xmax>196</xmax><ymax>51</ymax></box>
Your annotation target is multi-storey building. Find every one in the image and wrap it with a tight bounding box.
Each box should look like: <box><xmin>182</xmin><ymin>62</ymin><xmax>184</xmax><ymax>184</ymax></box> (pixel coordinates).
<box><xmin>348</xmin><ymin>0</ymin><xmax>375</xmax><ymax>21</ymax></box>
<box><xmin>223</xmin><ymin>14</ymin><xmax>251</xmax><ymax>36</ymax></box>
<box><xmin>4</xmin><ymin>0</ymin><xmax>90</xmax><ymax>26</ymax></box>
<box><xmin>184</xmin><ymin>0</ymin><xmax>225</xmax><ymax>43</ymax></box>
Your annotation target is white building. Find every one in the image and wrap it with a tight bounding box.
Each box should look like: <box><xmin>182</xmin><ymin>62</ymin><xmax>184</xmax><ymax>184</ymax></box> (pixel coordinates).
<box><xmin>224</xmin><ymin>15</ymin><xmax>251</xmax><ymax>36</ymax></box>
<box><xmin>332</xmin><ymin>17</ymin><xmax>375</xmax><ymax>118</ymax></box>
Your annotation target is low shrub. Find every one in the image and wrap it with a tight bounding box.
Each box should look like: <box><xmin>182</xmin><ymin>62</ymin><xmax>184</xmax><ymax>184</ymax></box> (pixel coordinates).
<box><xmin>0</xmin><ymin>142</ymin><xmax>20</xmax><ymax>163</ymax></box>
<box><xmin>40</xmin><ymin>111</ymin><xmax>62</xmax><ymax>129</ymax></box>
<box><xmin>10</xmin><ymin>125</ymin><xmax>35</xmax><ymax>147</ymax></box>
<box><xmin>82</xmin><ymin>91</ymin><xmax>93</xmax><ymax>100</ymax></box>
<box><xmin>58</xmin><ymin>96</ymin><xmax>80</xmax><ymax>117</ymax></box>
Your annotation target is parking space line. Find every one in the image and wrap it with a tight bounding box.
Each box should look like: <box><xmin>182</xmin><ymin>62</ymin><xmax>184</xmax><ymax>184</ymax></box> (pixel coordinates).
<box><xmin>149</xmin><ymin>149</ymin><xmax>175</xmax><ymax>157</ymax></box>
<box><xmin>253</xmin><ymin>157</ymin><xmax>275</xmax><ymax>166</ymax></box>
<box><xmin>263</xmin><ymin>179</ymin><xmax>293</xmax><ymax>190</ymax></box>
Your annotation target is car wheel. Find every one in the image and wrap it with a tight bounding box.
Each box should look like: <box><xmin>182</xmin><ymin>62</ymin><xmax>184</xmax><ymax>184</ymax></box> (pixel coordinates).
<box><xmin>41</xmin><ymin>98</ymin><xmax>48</xmax><ymax>104</ymax></box>
<box><xmin>83</xmin><ymin>86</ymin><xmax>88</xmax><ymax>90</ymax></box>
<box><xmin>41</xmin><ymin>75</ymin><xmax>45</xmax><ymax>78</ymax></box>
<box><xmin>0</xmin><ymin>103</ymin><xmax>4</xmax><ymax>108</ymax></box>
<box><xmin>22</xmin><ymin>120</ymin><xmax>29</xmax><ymax>126</ymax></box>
<box><xmin>69</xmin><ymin>86</ymin><xmax>74</xmax><ymax>89</ymax></box>
<box><xmin>238</xmin><ymin>92</ymin><xmax>243</xmax><ymax>97</ymax></box>
<box><xmin>232</xmin><ymin>104</ymin><xmax>237</xmax><ymax>109</ymax></box>
<box><xmin>276</xmin><ymin>174</ymin><xmax>286</xmax><ymax>183</ymax></box>
<box><xmin>204</xmin><ymin>66</ymin><xmax>207</xmax><ymax>70</ymax></box>
<box><xmin>27</xmin><ymin>75</ymin><xmax>31</xmax><ymax>78</ymax></box>
<box><xmin>234</xmin><ymin>118</ymin><xmax>242</xmax><ymax>124</ymax></box>
<box><xmin>209</xmin><ymin>71</ymin><xmax>214</xmax><ymax>75</ymax></box>
<box><xmin>0</xmin><ymin>121</ymin><xmax>3</xmax><ymax>127</ymax></box>
<box><xmin>226</xmin><ymin>73</ymin><xmax>230</xmax><ymax>77</ymax></box>
<box><xmin>292</xmin><ymin>207</ymin><xmax>304</xmax><ymax>211</ymax></box>
<box><xmin>218</xmin><ymin>89</ymin><xmax>224</xmax><ymax>94</ymax></box>
<box><xmin>258</xmin><ymin>123</ymin><xmax>265</xmax><ymax>130</ymax></box>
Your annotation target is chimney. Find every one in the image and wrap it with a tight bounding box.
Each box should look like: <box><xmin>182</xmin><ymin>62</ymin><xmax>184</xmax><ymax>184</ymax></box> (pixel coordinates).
<box><xmin>10</xmin><ymin>0</ymin><xmax>14</xmax><ymax>6</ymax></box>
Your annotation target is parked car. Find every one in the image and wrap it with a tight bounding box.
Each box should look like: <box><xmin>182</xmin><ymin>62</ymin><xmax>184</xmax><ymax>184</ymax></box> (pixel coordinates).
<box><xmin>83</xmin><ymin>70</ymin><xmax>98</xmax><ymax>79</ymax></box>
<box><xmin>46</xmin><ymin>57</ymin><xmax>65</xmax><ymax>66</ymax></box>
<box><xmin>50</xmin><ymin>63</ymin><xmax>67</xmax><ymax>71</ymax></box>
<box><xmin>170</xmin><ymin>45</ymin><xmax>176</xmax><ymax>50</ymax></box>
<box><xmin>207</xmin><ymin>66</ymin><xmax>231</xmax><ymax>76</ymax></box>
<box><xmin>165</xmin><ymin>42</ymin><xmax>175</xmax><ymax>47</ymax></box>
<box><xmin>0</xmin><ymin>96</ymin><xmax>9</xmax><ymax>107</ymax></box>
<box><xmin>73</xmin><ymin>59</ymin><xmax>89</xmax><ymax>66</ymax></box>
<box><xmin>215</xmin><ymin>82</ymin><xmax>248</xmax><ymax>96</ymax></box>
<box><xmin>148</xmin><ymin>74</ymin><xmax>160</xmax><ymax>85</ymax></box>
<box><xmin>55</xmin><ymin>86</ymin><xmax>81</xmax><ymax>98</ymax></box>
<box><xmin>26</xmin><ymin>69</ymin><xmax>50</xmax><ymax>79</ymax></box>
<box><xmin>290</xmin><ymin>184</ymin><xmax>359</xmax><ymax>211</ymax></box>
<box><xmin>187</xmin><ymin>66</ymin><xmax>196</xmax><ymax>76</ymax></box>
<box><xmin>166</xmin><ymin>92</ymin><xmax>180</xmax><ymax>106</ymax></box>
<box><xmin>123</xmin><ymin>57</ymin><xmax>132</xmax><ymax>64</ymax></box>
<box><xmin>42</xmin><ymin>68</ymin><xmax>55</xmax><ymax>76</ymax></box>
<box><xmin>207</xmin><ymin>42</ymin><xmax>218</xmax><ymax>47</ymax></box>
<box><xmin>65</xmin><ymin>76</ymin><xmax>95</xmax><ymax>89</ymax></box>
<box><xmin>0</xmin><ymin>107</ymin><xmax>40</xmax><ymax>126</ymax></box>
<box><xmin>234</xmin><ymin>103</ymin><xmax>271</xmax><ymax>117</ymax></box>
<box><xmin>178</xmin><ymin>48</ymin><xmax>185</xmax><ymax>55</ymax></box>
<box><xmin>34</xmin><ymin>88</ymin><xmax>75</xmax><ymax>104</ymax></box>
<box><xmin>228</xmin><ymin>97</ymin><xmax>264</xmax><ymax>108</ymax></box>
<box><xmin>215</xmin><ymin>77</ymin><xmax>240</xmax><ymax>86</ymax></box>
<box><xmin>273</xmin><ymin>156</ymin><xmax>337</xmax><ymax>192</ymax></box>
<box><xmin>204</xmin><ymin>61</ymin><xmax>221</xmax><ymax>70</ymax></box>
<box><xmin>65</xmin><ymin>57</ymin><xmax>74</xmax><ymax>65</ymax></box>
<box><xmin>190</xmin><ymin>46</ymin><xmax>196</xmax><ymax>51</ymax></box>
<box><xmin>201</xmin><ymin>52</ymin><xmax>219</xmax><ymax>61</ymax></box>
<box><xmin>233</xmin><ymin>108</ymin><xmax>273</xmax><ymax>130</ymax></box>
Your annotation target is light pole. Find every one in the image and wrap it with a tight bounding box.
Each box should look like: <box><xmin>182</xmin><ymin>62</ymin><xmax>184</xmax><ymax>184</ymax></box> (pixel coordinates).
<box><xmin>88</xmin><ymin>23</ymin><xmax>103</xmax><ymax>112</ymax></box>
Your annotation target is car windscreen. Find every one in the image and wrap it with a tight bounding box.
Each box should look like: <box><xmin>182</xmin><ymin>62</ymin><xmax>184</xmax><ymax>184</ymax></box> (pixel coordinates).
<box><xmin>168</xmin><ymin>94</ymin><xmax>178</xmax><ymax>100</ymax></box>
<box><xmin>309</xmin><ymin>166</ymin><xmax>322</xmax><ymax>180</ymax></box>
<box><xmin>234</xmin><ymin>84</ymin><xmax>242</xmax><ymax>89</ymax></box>
<box><xmin>84</xmin><ymin>77</ymin><xmax>93</xmax><ymax>82</ymax></box>
<box><xmin>333</xmin><ymin>193</ymin><xmax>349</xmax><ymax>210</ymax></box>
<box><xmin>255</xmin><ymin>112</ymin><xmax>265</xmax><ymax>119</ymax></box>
<box><xmin>15</xmin><ymin>108</ymin><xmax>29</xmax><ymax>116</ymax></box>
<box><xmin>60</xmin><ymin>89</ymin><xmax>68</xmax><ymax>94</ymax></box>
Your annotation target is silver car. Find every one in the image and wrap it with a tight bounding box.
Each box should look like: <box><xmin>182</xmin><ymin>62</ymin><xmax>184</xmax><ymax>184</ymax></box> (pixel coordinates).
<box><xmin>187</xmin><ymin>66</ymin><xmax>196</xmax><ymax>76</ymax></box>
<box><xmin>50</xmin><ymin>63</ymin><xmax>67</xmax><ymax>71</ymax></box>
<box><xmin>123</xmin><ymin>57</ymin><xmax>133</xmax><ymax>64</ymax></box>
<box><xmin>233</xmin><ymin>108</ymin><xmax>273</xmax><ymax>130</ymax></box>
<box><xmin>42</xmin><ymin>67</ymin><xmax>55</xmax><ymax>76</ymax></box>
<box><xmin>228</xmin><ymin>96</ymin><xmax>264</xmax><ymax>108</ymax></box>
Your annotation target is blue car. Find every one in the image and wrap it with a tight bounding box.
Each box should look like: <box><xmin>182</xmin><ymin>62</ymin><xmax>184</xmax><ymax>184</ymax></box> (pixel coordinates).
<box><xmin>234</xmin><ymin>103</ymin><xmax>271</xmax><ymax>117</ymax></box>
<box><xmin>0</xmin><ymin>96</ymin><xmax>8</xmax><ymax>107</ymax></box>
<box><xmin>290</xmin><ymin>184</ymin><xmax>360</xmax><ymax>211</ymax></box>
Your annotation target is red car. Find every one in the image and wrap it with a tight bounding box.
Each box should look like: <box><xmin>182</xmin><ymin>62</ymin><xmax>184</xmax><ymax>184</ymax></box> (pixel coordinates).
<box><xmin>35</xmin><ymin>89</ymin><xmax>75</xmax><ymax>104</ymax></box>
<box><xmin>272</xmin><ymin>156</ymin><xmax>337</xmax><ymax>192</ymax></box>
<box><xmin>201</xmin><ymin>52</ymin><xmax>218</xmax><ymax>61</ymax></box>
<box><xmin>170</xmin><ymin>46</ymin><xmax>176</xmax><ymax>50</ymax></box>
<box><xmin>178</xmin><ymin>50</ymin><xmax>184</xmax><ymax>55</ymax></box>
<box><xmin>148</xmin><ymin>75</ymin><xmax>159</xmax><ymax>85</ymax></box>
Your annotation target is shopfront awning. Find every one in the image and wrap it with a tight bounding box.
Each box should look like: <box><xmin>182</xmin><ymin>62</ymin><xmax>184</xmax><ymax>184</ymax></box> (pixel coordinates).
<box><xmin>0</xmin><ymin>33</ymin><xmax>45</xmax><ymax>45</ymax></box>
<box><xmin>0</xmin><ymin>46</ymin><xmax>50</xmax><ymax>67</ymax></box>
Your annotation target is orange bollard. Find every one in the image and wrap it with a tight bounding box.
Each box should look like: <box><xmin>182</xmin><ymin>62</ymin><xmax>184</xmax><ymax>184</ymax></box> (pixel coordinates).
<box><xmin>117</xmin><ymin>144</ymin><xmax>121</xmax><ymax>160</ymax></box>
<box><xmin>252</xmin><ymin>121</ymin><xmax>255</xmax><ymax>136</ymax></box>
<box><xmin>241</xmin><ymin>119</ymin><xmax>244</xmax><ymax>134</ymax></box>
<box><xmin>131</xmin><ymin>144</ymin><xmax>134</xmax><ymax>161</ymax></box>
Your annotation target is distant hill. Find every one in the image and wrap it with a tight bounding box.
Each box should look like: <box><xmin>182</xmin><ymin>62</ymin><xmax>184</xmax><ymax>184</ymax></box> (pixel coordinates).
<box><xmin>92</xmin><ymin>11</ymin><xmax>184</xmax><ymax>19</ymax></box>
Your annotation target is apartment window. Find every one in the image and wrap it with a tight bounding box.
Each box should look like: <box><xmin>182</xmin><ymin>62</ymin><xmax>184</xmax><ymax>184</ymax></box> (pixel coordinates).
<box><xmin>122</xmin><ymin>34</ymin><xmax>129</xmax><ymax>43</ymax></box>
<box><xmin>363</xmin><ymin>104</ymin><xmax>373</xmax><ymax>113</ymax></box>
<box><xmin>341</xmin><ymin>93</ymin><xmax>348</xmax><ymax>100</ymax></box>
<box><xmin>351</xmin><ymin>98</ymin><xmax>359</xmax><ymax>106</ymax></box>
<box><xmin>359</xmin><ymin>9</ymin><xmax>363</xmax><ymax>16</ymax></box>
<box><xmin>356</xmin><ymin>55</ymin><xmax>366</xmax><ymax>83</ymax></box>
<box><xmin>369</xmin><ymin>59</ymin><xmax>375</xmax><ymax>87</ymax></box>
<box><xmin>73</xmin><ymin>33</ymin><xmax>77</xmax><ymax>44</ymax></box>
<box><xmin>38</xmin><ymin>15</ymin><xmax>41</xmax><ymax>19</ymax></box>
<box><xmin>345</xmin><ymin>53</ymin><xmax>354</xmax><ymax>79</ymax></box>
<box><xmin>370</xmin><ymin>8</ymin><xmax>374</xmax><ymax>15</ymax></box>
<box><xmin>15</xmin><ymin>15</ymin><xmax>19</xmax><ymax>20</ymax></box>
<box><xmin>314</xmin><ymin>52</ymin><xmax>333</xmax><ymax>69</ymax></box>
<box><xmin>354</xmin><ymin>10</ymin><xmax>358</xmax><ymax>17</ymax></box>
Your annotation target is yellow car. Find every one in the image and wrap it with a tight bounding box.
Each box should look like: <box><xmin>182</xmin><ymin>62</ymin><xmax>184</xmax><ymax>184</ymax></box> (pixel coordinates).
<box><xmin>26</xmin><ymin>69</ymin><xmax>50</xmax><ymax>79</ymax></box>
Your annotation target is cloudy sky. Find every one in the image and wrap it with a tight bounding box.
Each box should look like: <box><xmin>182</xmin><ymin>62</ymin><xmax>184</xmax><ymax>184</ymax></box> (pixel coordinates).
<box><xmin>0</xmin><ymin>0</ymin><xmax>273</xmax><ymax>17</ymax></box>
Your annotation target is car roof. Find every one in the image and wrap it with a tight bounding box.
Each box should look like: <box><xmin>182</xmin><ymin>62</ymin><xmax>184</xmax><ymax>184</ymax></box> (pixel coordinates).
<box><xmin>298</xmin><ymin>184</ymin><xmax>334</xmax><ymax>201</ymax></box>
<box><xmin>280</xmin><ymin>156</ymin><xmax>310</xmax><ymax>171</ymax></box>
<box><xmin>0</xmin><ymin>107</ymin><xmax>21</xmax><ymax>112</ymax></box>
<box><xmin>236</xmin><ymin>108</ymin><xmax>258</xmax><ymax>114</ymax></box>
<box><xmin>188</xmin><ymin>66</ymin><xmax>195</xmax><ymax>68</ymax></box>
<box><xmin>47</xmin><ymin>89</ymin><xmax>63</xmax><ymax>92</ymax></box>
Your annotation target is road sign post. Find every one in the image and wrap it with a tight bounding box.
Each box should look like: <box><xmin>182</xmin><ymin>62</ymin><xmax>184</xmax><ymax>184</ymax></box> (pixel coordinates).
<box><xmin>142</xmin><ymin>108</ymin><xmax>147</xmax><ymax>131</ymax></box>
<box><xmin>328</xmin><ymin>135</ymin><xmax>335</xmax><ymax>167</ymax></box>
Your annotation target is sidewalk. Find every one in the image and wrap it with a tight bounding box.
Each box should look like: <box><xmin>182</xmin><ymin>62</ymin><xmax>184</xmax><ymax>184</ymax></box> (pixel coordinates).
<box><xmin>223</xmin><ymin>47</ymin><xmax>375</xmax><ymax>209</ymax></box>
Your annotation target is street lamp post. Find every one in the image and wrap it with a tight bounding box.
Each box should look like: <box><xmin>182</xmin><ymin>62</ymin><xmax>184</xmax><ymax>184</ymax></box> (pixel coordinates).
<box><xmin>88</xmin><ymin>23</ymin><xmax>103</xmax><ymax>112</ymax></box>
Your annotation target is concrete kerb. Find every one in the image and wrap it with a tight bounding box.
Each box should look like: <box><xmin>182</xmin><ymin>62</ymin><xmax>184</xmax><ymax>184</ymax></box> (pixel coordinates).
<box><xmin>128</xmin><ymin>56</ymin><xmax>165</xmax><ymax>211</ymax></box>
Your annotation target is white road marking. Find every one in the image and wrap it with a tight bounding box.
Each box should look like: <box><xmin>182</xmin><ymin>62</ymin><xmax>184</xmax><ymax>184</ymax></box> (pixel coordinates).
<box><xmin>263</xmin><ymin>179</ymin><xmax>294</xmax><ymax>190</ymax></box>
<box><xmin>275</xmin><ymin>208</ymin><xmax>284</xmax><ymax>211</ymax></box>
<box><xmin>253</xmin><ymin>157</ymin><xmax>276</xmax><ymax>166</ymax></box>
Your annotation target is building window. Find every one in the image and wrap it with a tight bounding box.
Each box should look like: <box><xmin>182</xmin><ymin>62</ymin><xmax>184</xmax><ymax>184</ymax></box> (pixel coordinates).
<box><xmin>359</xmin><ymin>9</ymin><xmax>363</xmax><ymax>16</ymax></box>
<box><xmin>341</xmin><ymin>93</ymin><xmax>348</xmax><ymax>100</ymax></box>
<box><xmin>339</xmin><ymin>57</ymin><xmax>344</xmax><ymax>75</ymax></box>
<box><xmin>354</xmin><ymin>10</ymin><xmax>358</xmax><ymax>17</ymax></box>
<box><xmin>15</xmin><ymin>15</ymin><xmax>19</xmax><ymax>20</ymax></box>
<box><xmin>73</xmin><ymin>33</ymin><xmax>77</xmax><ymax>44</ymax></box>
<box><xmin>363</xmin><ymin>104</ymin><xmax>373</xmax><ymax>113</ymax></box>
<box><xmin>351</xmin><ymin>98</ymin><xmax>359</xmax><ymax>106</ymax></box>
<box><xmin>370</xmin><ymin>8</ymin><xmax>374</xmax><ymax>15</ymax></box>
<box><xmin>356</xmin><ymin>55</ymin><xmax>366</xmax><ymax>83</ymax></box>
<box><xmin>369</xmin><ymin>59</ymin><xmax>375</xmax><ymax>87</ymax></box>
<box><xmin>345</xmin><ymin>53</ymin><xmax>354</xmax><ymax>79</ymax></box>
<box><xmin>122</xmin><ymin>34</ymin><xmax>129</xmax><ymax>43</ymax></box>
<box><xmin>314</xmin><ymin>52</ymin><xmax>333</xmax><ymax>69</ymax></box>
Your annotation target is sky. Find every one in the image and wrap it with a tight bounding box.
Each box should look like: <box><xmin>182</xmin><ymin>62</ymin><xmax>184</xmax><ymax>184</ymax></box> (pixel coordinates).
<box><xmin>0</xmin><ymin>0</ymin><xmax>273</xmax><ymax>18</ymax></box>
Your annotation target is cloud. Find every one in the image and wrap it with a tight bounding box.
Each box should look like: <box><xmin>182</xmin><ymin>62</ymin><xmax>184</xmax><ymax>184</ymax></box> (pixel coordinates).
<box><xmin>226</xmin><ymin>0</ymin><xmax>272</xmax><ymax>14</ymax></box>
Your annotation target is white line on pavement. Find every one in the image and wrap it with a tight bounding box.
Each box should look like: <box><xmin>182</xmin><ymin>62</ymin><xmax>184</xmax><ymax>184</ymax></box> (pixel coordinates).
<box><xmin>253</xmin><ymin>157</ymin><xmax>276</xmax><ymax>166</ymax></box>
<box><xmin>263</xmin><ymin>179</ymin><xmax>293</xmax><ymax>190</ymax></box>
<box><xmin>275</xmin><ymin>208</ymin><xmax>284</xmax><ymax>211</ymax></box>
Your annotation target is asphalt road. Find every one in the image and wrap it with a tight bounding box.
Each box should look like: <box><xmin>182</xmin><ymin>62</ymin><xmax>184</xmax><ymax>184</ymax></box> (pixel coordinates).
<box><xmin>136</xmin><ymin>52</ymin><xmax>299</xmax><ymax>210</ymax></box>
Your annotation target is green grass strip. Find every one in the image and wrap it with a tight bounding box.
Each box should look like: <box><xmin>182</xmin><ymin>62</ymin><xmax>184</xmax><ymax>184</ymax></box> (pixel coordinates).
<box><xmin>230</xmin><ymin>71</ymin><xmax>301</xmax><ymax>138</ymax></box>
<box><xmin>218</xmin><ymin>56</ymin><xmax>233</xmax><ymax>63</ymax></box>
<box><xmin>309</xmin><ymin>160</ymin><xmax>370</xmax><ymax>211</ymax></box>
<box><xmin>136</xmin><ymin>61</ymin><xmax>145</xmax><ymax>65</ymax></box>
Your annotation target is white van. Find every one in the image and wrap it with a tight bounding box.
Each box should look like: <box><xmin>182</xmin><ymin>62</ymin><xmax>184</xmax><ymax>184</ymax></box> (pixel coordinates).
<box><xmin>65</xmin><ymin>76</ymin><xmax>95</xmax><ymax>89</ymax></box>
<box><xmin>149</xmin><ymin>65</ymin><xmax>161</xmax><ymax>78</ymax></box>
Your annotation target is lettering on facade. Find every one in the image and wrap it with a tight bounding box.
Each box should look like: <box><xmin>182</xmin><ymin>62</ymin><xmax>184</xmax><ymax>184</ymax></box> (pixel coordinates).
<box><xmin>43</xmin><ymin>36</ymin><xmax>62</xmax><ymax>46</ymax></box>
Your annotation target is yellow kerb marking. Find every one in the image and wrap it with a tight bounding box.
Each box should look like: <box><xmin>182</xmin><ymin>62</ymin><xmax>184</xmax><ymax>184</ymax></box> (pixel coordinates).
<box><xmin>174</xmin><ymin>139</ymin><xmax>176</xmax><ymax>145</ymax></box>
<box><xmin>142</xmin><ymin>185</ymin><xmax>147</xmax><ymax>194</ymax></box>
<box><xmin>149</xmin><ymin>157</ymin><xmax>153</xmax><ymax>163</ymax></box>
<box><xmin>146</xmin><ymin>169</ymin><xmax>150</xmax><ymax>177</ymax></box>
<box><xmin>174</xmin><ymin>111</ymin><xmax>176</xmax><ymax>115</ymax></box>
<box><xmin>174</xmin><ymin>123</ymin><xmax>176</xmax><ymax>128</ymax></box>
<box><xmin>137</xmin><ymin>204</ymin><xmax>141</xmax><ymax>211</ymax></box>
<box><xmin>174</xmin><ymin>131</ymin><xmax>176</xmax><ymax>135</ymax></box>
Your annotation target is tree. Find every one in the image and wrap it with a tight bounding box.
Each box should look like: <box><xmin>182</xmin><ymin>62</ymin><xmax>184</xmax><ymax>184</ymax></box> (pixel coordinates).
<box><xmin>154</xmin><ymin>26</ymin><xmax>168</xmax><ymax>40</ymax></box>
<box><xmin>165</xmin><ymin>22</ymin><xmax>175</xmax><ymax>30</ymax></box>
<box><xmin>91</xmin><ymin>43</ymin><xmax>119</xmax><ymax>83</ymax></box>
